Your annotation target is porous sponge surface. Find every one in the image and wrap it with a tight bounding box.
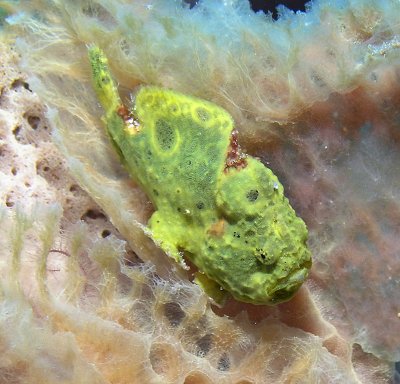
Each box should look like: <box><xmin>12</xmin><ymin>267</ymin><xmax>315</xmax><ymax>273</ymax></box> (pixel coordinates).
<box><xmin>0</xmin><ymin>204</ymin><xmax>367</xmax><ymax>384</ymax></box>
<box><xmin>1</xmin><ymin>0</ymin><xmax>400</xmax><ymax>382</ymax></box>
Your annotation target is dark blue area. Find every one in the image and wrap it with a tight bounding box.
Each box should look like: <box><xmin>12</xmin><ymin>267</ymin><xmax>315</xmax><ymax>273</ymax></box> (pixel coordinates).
<box><xmin>250</xmin><ymin>0</ymin><xmax>309</xmax><ymax>19</ymax></box>
<box><xmin>395</xmin><ymin>362</ymin><xmax>400</xmax><ymax>384</ymax></box>
<box><xmin>184</xmin><ymin>0</ymin><xmax>310</xmax><ymax>19</ymax></box>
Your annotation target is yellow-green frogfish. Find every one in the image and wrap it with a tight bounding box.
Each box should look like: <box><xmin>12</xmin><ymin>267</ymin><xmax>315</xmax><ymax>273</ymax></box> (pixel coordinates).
<box><xmin>88</xmin><ymin>46</ymin><xmax>312</xmax><ymax>305</ymax></box>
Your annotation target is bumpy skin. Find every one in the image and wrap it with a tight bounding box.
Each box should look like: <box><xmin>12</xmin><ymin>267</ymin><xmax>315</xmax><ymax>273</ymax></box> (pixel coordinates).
<box><xmin>88</xmin><ymin>46</ymin><xmax>312</xmax><ymax>305</ymax></box>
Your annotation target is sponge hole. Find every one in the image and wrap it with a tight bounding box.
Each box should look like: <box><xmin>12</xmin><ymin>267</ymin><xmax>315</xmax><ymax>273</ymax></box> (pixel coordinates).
<box><xmin>195</xmin><ymin>334</ymin><xmax>213</xmax><ymax>357</ymax></box>
<box><xmin>184</xmin><ymin>372</ymin><xmax>213</xmax><ymax>384</ymax></box>
<box><xmin>5</xmin><ymin>194</ymin><xmax>14</xmax><ymax>207</ymax></box>
<box><xmin>149</xmin><ymin>343</ymin><xmax>179</xmax><ymax>381</ymax></box>
<box><xmin>164</xmin><ymin>301</ymin><xmax>185</xmax><ymax>327</ymax></box>
<box><xmin>81</xmin><ymin>209</ymin><xmax>107</xmax><ymax>221</ymax></box>
<box><xmin>26</xmin><ymin>115</ymin><xmax>41</xmax><ymax>130</ymax></box>
<box><xmin>217</xmin><ymin>352</ymin><xmax>230</xmax><ymax>371</ymax></box>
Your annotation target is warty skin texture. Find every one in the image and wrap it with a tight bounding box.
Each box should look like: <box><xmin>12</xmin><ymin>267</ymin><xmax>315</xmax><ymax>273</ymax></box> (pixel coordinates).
<box><xmin>88</xmin><ymin>46</ymin><xmax>311</xmax><ymax>305</ymax></box>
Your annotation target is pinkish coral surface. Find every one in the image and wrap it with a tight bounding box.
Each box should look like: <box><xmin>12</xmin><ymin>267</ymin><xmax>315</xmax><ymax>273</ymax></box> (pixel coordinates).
<box><xmin>0</xmin><ymin>0</ymin><xmax>399</xmax><ymax>383</ymax></box>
